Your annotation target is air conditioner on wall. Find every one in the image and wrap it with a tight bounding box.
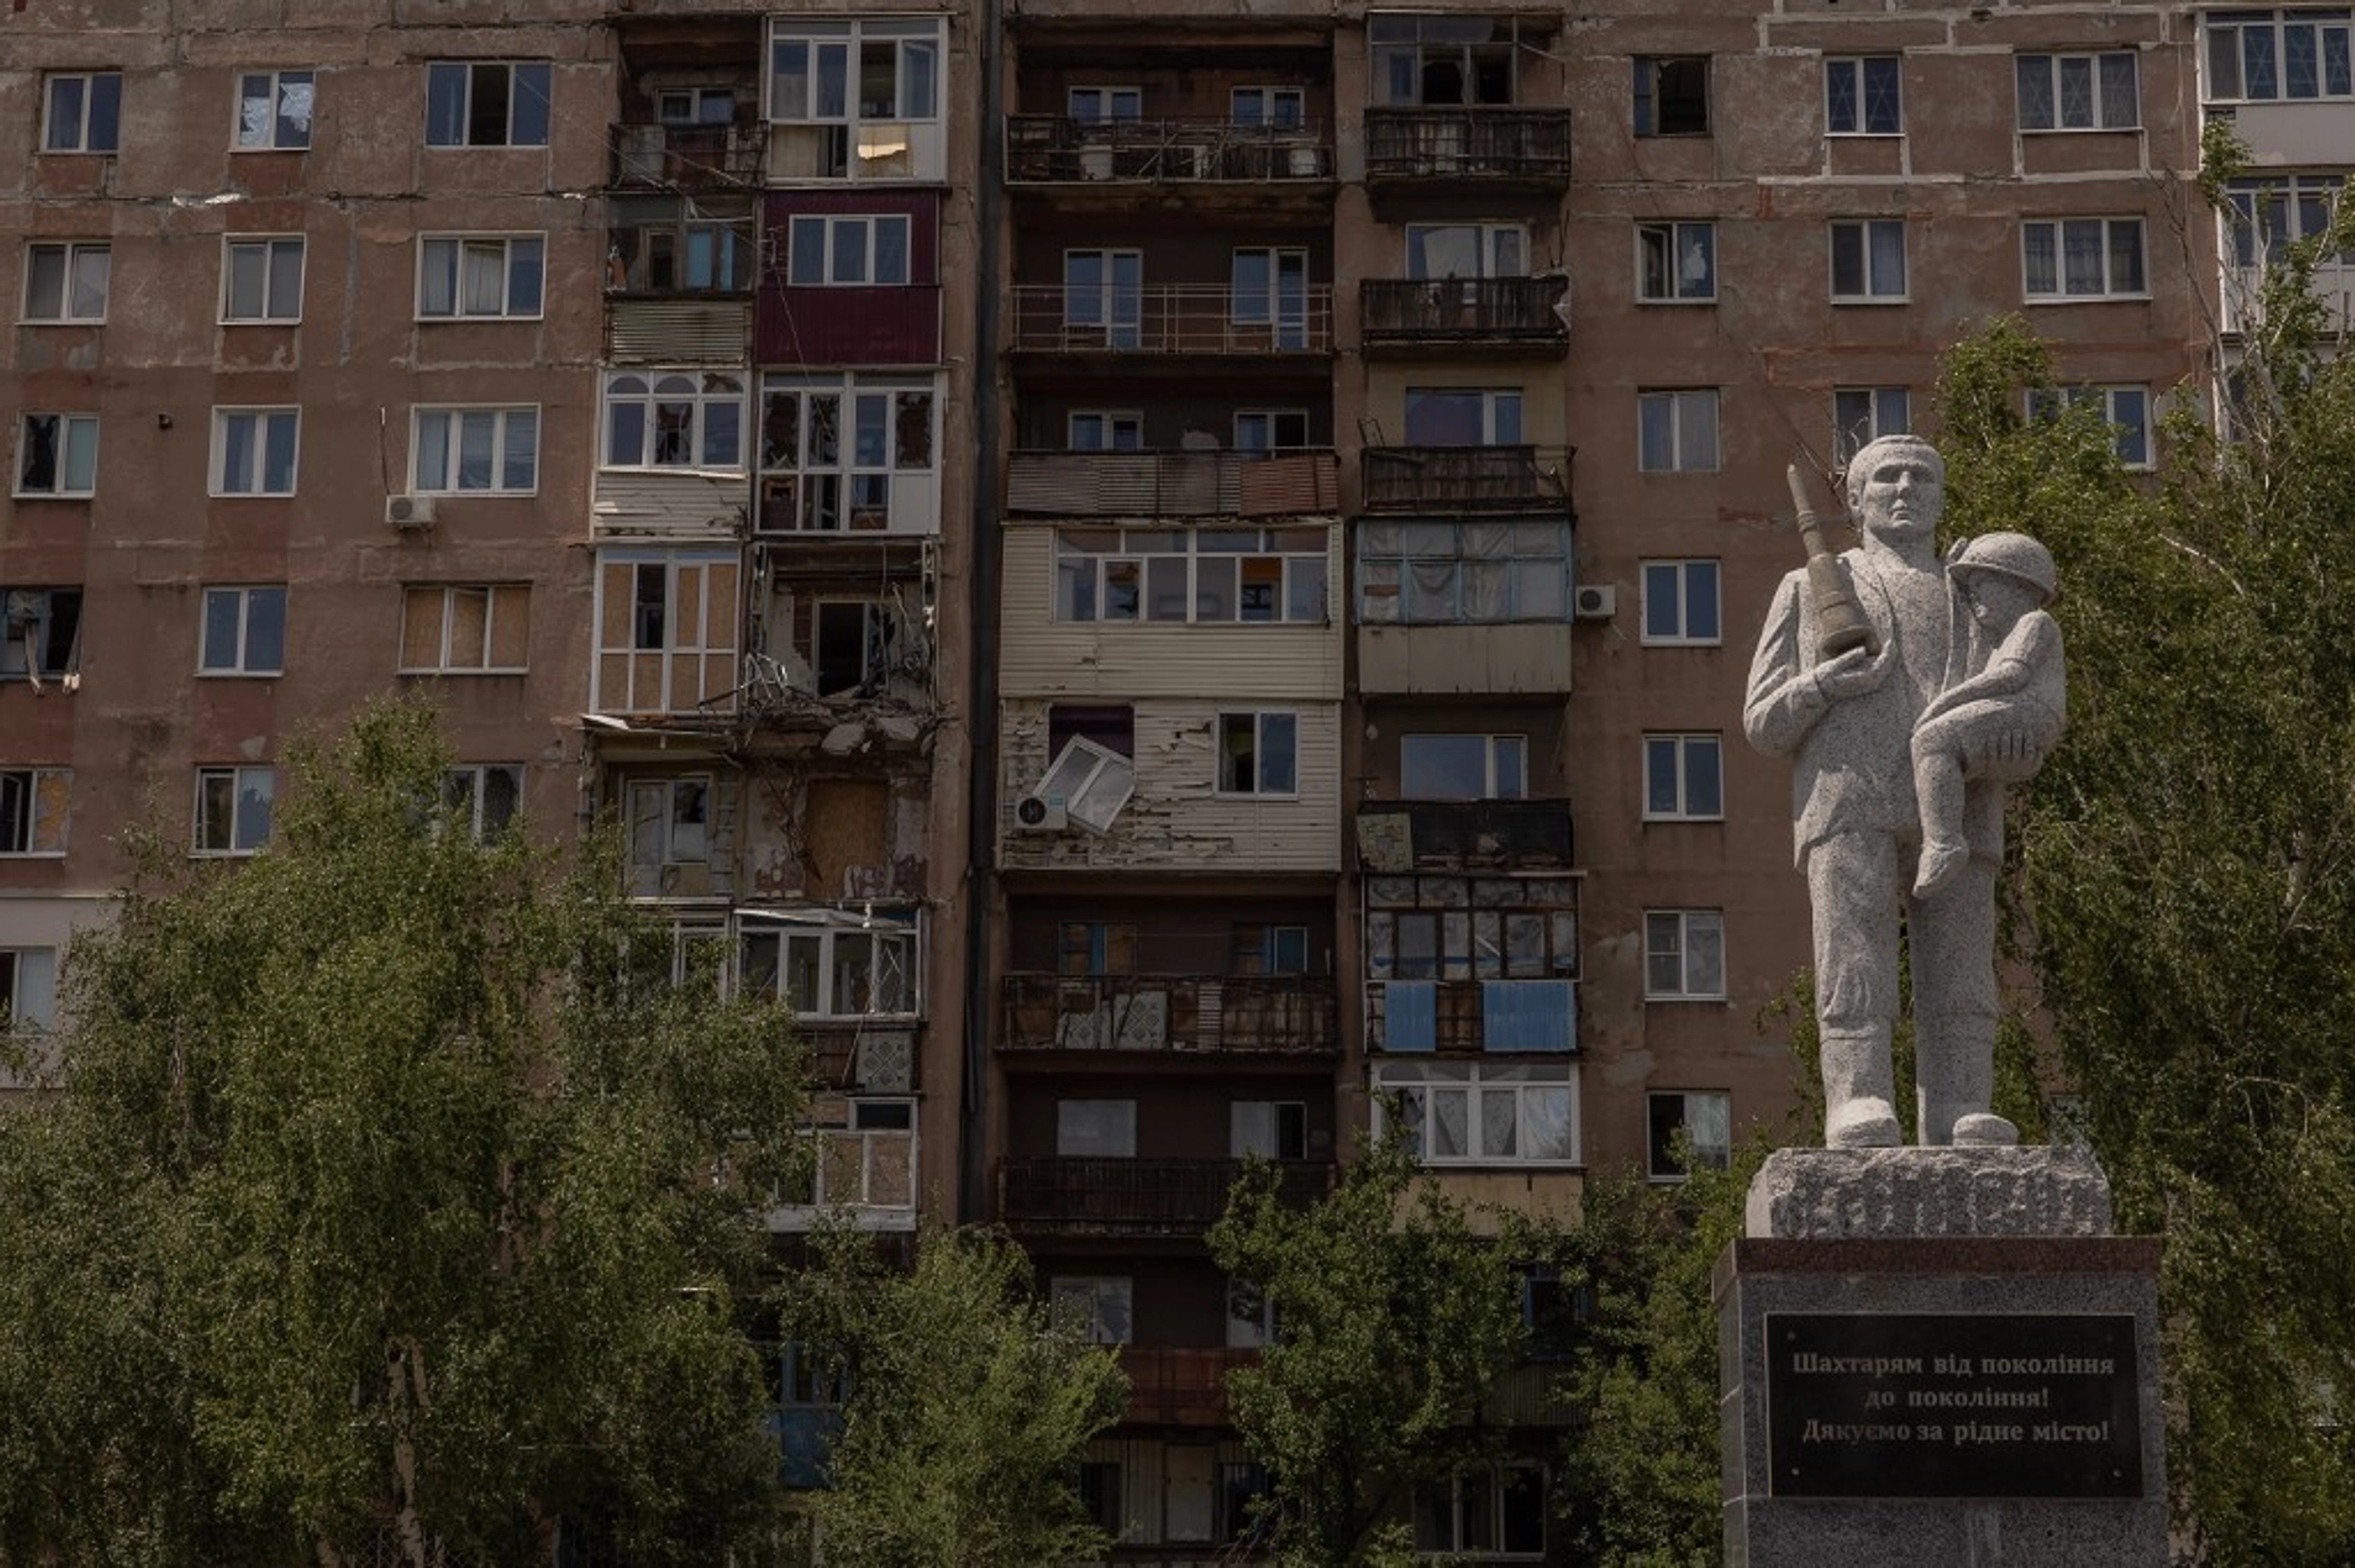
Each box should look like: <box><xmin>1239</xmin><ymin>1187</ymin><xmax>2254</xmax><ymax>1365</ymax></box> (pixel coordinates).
<box><xmin>1573</xmin><ymin>584</ymin><xmax>1617</xmax><ymax>620</ymax></box>
<box><xmin>1014</xmin><ymin>794</ymin><xmax>1068</xmax><ymax>831</ymax></box>
<box><xmin>385</xmin><ymin>494</ymin><xmax>437</xmax><ymax>530</ymax></box>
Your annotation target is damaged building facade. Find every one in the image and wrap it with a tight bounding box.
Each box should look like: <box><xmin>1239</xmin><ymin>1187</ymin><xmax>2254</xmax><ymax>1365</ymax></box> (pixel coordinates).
<box><xmin>0</xmin><ymin>0</ymin><xmax>2308</xmax><ymax>1557</ymax></box>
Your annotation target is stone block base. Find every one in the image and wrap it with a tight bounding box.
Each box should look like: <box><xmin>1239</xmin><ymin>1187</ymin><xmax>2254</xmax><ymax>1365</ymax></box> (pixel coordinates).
<box><xmin>1716</xmin><ymin>1236</ymin><xmax>2166</xmax><ymax>1568</ymax></box>
<box><xmin>1746</xmin><ymin>1146</ymin><xmax>2114</xmax><ymax>1240</ymax></box>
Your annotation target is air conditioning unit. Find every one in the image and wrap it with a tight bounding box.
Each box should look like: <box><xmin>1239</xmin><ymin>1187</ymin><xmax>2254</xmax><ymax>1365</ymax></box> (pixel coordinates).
<box><xmin>1573</xmin><ymin>584</ymin><xmax>1617</xmax><ymax>620</ymax></box>
<box><xmin>1014</xmin><ymin>793</ymin><xmax>1068</xmax><ymax>832</ymax></box>
<box><xmin>385</xmin><ymin>494</ymin><xmax>438</xmax><ymax>530</ymax></box>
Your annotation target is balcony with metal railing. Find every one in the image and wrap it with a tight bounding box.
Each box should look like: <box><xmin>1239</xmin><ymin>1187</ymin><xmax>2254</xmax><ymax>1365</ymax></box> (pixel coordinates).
<box><xmin>1363</xmin><ymin>109</ymin><xmax>1571</xmax><ymax>189</ymax></box>
<box><xmin>1359</xmin><ymin>445</ymin><xmax>1572</xmax><ymax>513</ymax></box>
<box><xmin>1008</xmin><ymin>285</ymin><xmax>1333</xmax><ymax>355</ymax></box>
<box><xmin>1004</xmin><ymin>450</ymin><xmax>1340</xmax><ymax>519</ymax></box>
<box><xmin>1005</xmin><ymin>116</ymin><xmax>1335</xmax><ymax>187</ymax></box>
<box><xmin>998</xmin><ymin>973</ymin><xmax>1341</xmax><ymax>1057</ymax></box>
<box><xmin>1119</xmin><ymin>1346</ymin><xmax>1251</xmax><ymax>1426</ymax></box>
<box><xmin>996</xmin><ymin>1156</ymin><xmax>1332</xmax><ymax>1235</ymax></box>
<box><xmin>1360</xmin><ymin>276</ymin><xmax>1568</xmax><ymax>353</ymax></box>
<box><xmin>609</xmin><ymin>120</ymin><xmax>764</xmax><ymax>189</ymax></box>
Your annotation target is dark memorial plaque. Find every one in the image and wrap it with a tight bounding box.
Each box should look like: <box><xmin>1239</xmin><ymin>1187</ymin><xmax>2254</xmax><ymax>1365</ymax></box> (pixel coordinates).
<box><xmin>1765</xmin><ymin>1312</ymin><xmax>2142</xmax><ymax>1499</ymax></box>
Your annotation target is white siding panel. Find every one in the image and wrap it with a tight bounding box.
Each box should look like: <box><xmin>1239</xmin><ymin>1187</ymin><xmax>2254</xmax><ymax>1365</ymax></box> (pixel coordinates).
<box><xmin>1000</xmin><ymin>697</ymin><xmax>1340</xmax><ymax>872</ymax></box>
<box><xmin>997</xmin><ymin>525</ymin><xmax>1343</xmax><ymax>701</ymax></box>
<box><xmin>592</xmin><ymin>470</ymin><xmax>749</xmax><ymax>541</ymax></box>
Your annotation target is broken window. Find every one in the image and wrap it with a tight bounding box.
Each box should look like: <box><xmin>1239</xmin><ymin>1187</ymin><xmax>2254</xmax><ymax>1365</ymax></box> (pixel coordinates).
<box><xmin>740</xmin><ymin>915</ymin><xmax>919</xmax><ymax>1018</ymax></box>
<box><xmin>1</xmin><ymin>589</ymin><xmax>83</xmax><ymax>684</ymax></box>
<box><xmin>1035</xmin><ymin>707</ymin><xmax>1136</xmax><ymax>833</ymax></box>
<box><xmin>1357</xmin><ymin>521</ymin><xmax>1570</xmax><ymax>625</ymax></box>
<box><xmin>17</xmin><ymin>414</ymin><xmax>99</xmax><ymax>497</ymax></box>
<box><xmin>1634</xmin><ymin>55</ymin><xmax>1709</xmax><ymax>135</ymax></box>
<box><xmin>1056</xmin><ymin>1098</ymin><xmax>1137</xmax><ymax>1157</ymax></box>
<box><xmin>400</xmin><ymin>584</ymin><xmax>531</xmax><ymax>673</ymax></box>
<box><xmin>759</xmin><ymin>373</ymin><xmax>939</xmax><ymax>534</ymax></box>
<box><xmin>1369</xmin><ymin>15</ymin><xmax>1519</xmax><ymax>106</ymax></box>
<box><xmin>0</xmin><ymin>769</ymin><xmax>71</xmax><ymax>855</ymax></box>
<box><xmin>442</xmin><ymin>764</ymin><xmax>523</xmax><ymax>841</ymax></box>
<box><xmin>1</xmin><ymin>948</ymin><xmax>59</xmax><ymax>1032</ymax></box>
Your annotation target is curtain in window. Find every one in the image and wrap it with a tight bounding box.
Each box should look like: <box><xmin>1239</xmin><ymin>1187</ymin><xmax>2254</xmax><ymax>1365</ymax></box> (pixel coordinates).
<box><xmin>1483</xmin><ymin>979</ymin><xmax>1574</xmax><ymax>1050</ymax></box>
<box><xmin>1523</xmin><ymin>1086</ymin><xmax>1576</xmax><ymax>1160</ymax></box>
<box><xmin>420</xmin><ymin>246</ymin><xmax>456</xmax><ymax>315</ymax></box>
<box><xmin>1384</xmin><ymin>980</ymin><xmax>1437</xmax><ymax>1050</ymax></box>
<box><xmin>1430</xmin><ymin>1087</ymin><xmax>1468</xmax><ymax>1158</ymax></box>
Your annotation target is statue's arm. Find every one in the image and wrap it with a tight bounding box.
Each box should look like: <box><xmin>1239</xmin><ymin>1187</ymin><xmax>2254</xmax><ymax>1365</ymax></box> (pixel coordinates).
<box><xmin>1742</xmin><ymin>574</ymin><xmax>1825</xmax><ymax>758</ymax></box>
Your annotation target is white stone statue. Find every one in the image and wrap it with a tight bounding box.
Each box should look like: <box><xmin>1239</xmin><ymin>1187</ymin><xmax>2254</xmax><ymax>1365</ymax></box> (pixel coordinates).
<box><xmin>1743</xmin><ymin>435</ymin><xmax>2065</xmax><ymax>1149</ymax></box>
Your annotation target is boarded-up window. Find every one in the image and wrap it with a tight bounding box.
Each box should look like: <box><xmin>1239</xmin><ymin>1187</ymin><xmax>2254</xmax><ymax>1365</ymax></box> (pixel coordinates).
<box><xmin>593</xmin><ymin>548</ymin><xmax>740</xmax><ymax>714</ymax></box>
<box><xmin>399</xmin><ymin>584</ymin><xmax>530</xmax><ymax>672</ymax></box>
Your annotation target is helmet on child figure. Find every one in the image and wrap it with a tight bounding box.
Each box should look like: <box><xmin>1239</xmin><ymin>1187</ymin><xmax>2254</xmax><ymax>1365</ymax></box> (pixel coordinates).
<box><xmin>1947</xmin><ymin>532</ymin><xmax>2057</xmax><ymax>604</ymax></box>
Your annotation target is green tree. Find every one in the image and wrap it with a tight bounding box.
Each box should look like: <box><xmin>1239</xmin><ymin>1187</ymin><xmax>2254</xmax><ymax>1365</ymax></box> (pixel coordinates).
<box><xmin>0</xmin><ymin>698</ymin><xmax>810</xmax><ymax>1568</ymax></box>
<box><xmin>1208</xmin><ymin>1133</ymin><xmax>1533</xmax><ymax>1568</ymax></box>
<box><xmin>1940</xmin><ymin>155</ymin><xmax>2355</xmax><ymax>1563</ymax></box>
<box><xmin>777</xmin><ymin>1224</ymin><xmax>1127</xmax><ymax>1568</ymax></box>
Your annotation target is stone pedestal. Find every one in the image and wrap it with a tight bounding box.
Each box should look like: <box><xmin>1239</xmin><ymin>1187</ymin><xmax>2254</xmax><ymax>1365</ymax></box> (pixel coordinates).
<box><xmin>1718</xmin><ymin>1150</ymin><xmax>2167</xmax><ymax>1566</ymax></box>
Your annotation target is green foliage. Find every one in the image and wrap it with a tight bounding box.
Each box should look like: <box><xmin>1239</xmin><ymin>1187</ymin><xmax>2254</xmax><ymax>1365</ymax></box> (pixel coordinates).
<box><xmin>0</xmin><ymin>697</ymin><xmax>809</xmax><ymax>1567</ymax></box>
<box><xmin>1208</xmin><ymin>1132</ymin><xmax>1532</xmax><ymax>1568</ymax></box>
<box><xmin>1939</xmin><ymin>212</ymin><xmax>2355</xmax><ymax>1562</ymax></box>
<box><xmin>778</xmin><ymin>1224</ymin><xmax>1127</xmax><ymax>1568</ymax></box>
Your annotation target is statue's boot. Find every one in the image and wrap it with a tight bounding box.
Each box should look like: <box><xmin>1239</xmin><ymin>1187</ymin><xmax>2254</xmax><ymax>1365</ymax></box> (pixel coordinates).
<box><xmin>1821</xmin><ymin>1029</ymin><xmax>1901</xmax><ymax>1148</ymax></box>
<box><xmin>1951</xmin><ymin>1112</ymin><xmax>2018</xmax><ymax>1146</ymax></box>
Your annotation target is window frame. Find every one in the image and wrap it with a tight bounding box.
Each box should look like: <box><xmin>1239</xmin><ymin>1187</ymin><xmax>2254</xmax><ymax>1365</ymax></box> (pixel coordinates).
<box><xmin>16</xmin><ymin>414</ymin><xmax>99</xmax><ymax>498</ymax></box>
<box><xmin>1231</xmin><ymin>86</ymin><xmax>1306</xmax><ymax>128</ymax></box>
<box><xmin>1834</xmin><ymin>386</ymin><xmax>1913</xmax><ymax>464</ymax></box>
<box><xmin>0</xmin><ymin>947</ymin><xmax>59</xmax><ymax>1033</ymax></box>
<box><xmin>1825</xmin><ymin>54</ymin><xmax>1902</xmax><ymax>135</ymax></box>
<box><xmin>411</xmin><ymin>406</ymin><xmax>540</xmax><ymax>495</ymax></box>
<box><xmin>2020</xmin><ymin>216</ymin><xmax>2148</xmax><ymax>302</ymax></box>
<box><xmin>399</xmin><ymin>583</ymin><xmax>532</xmax><ymax>674</ymax></box>
<box><xmin>235</xmin><ymin>69</ymin><xmax>316</xmax><ymax>150</ymax></box>
<box><xmin>193</xmin><ymin>764</ymin><xmax>276</xmax><ymax>857</ymax></box>
<box><xmin>1399</xmin><ymin>734</ymin><xmax>1528</xmax><ymax>801</ymax></box>
<box><xmin>602</xmin><ymin>372</ymin><xmax>746</xmax><ymax>471</ymax></box>
<box><xmin>1642</xmin><ymin>732</ymin><xmax>1725</xmax><ymax>822</ymax></box>
<box><xmin>1356</xmin><ymin>519</ymin><xmax>1570</xmax><ymax>626</ymax></box>
<box><xmin>1403</xmin><ymin>386</ymin><xmax>1523</xmax><ymax>447</ymax></box>
<box><xmin>443</xmin><ymin>764</ymin><xmax>523</xmax><ymax>841</ymax></box>
<box><xmin>1405</xmin><ymin>223</ymin><xmax>1528</xmax><ymax>282</ymax></box>
<box><xmin>210</xmin><ymin>407</ymin><xmax>301</xmax><ymax>497</ymax></box>
<box><xmin>1049</xmin><ymin>1276</ymin><xmax>1133</xmax><ymax>1345</ymax></box>
<box><xmin>1235</xmin><ymin>408</ymin><xmax>1313</xmax><ymax>452</ymax></box>
<box><xmin>764</xmin><ymin>17</ymin><xmax>945</xmax><ymax>181</ymax></box>
<box><xmin>1645</xmin><ymin>909</ymin><xmax>1727</xmax><ymax>1001</ymax></box>
<box><xmin>0</xmin><ymin>587</ymin><xmax>84</xmax><ymax>683</ymax></box>
<box><xmin>1639</xmin><ymin>559</ymin><xmax>1722</xmax><ymax>647</ymax></box>
<box><xmin>1636</xmin><ymin>220</ymin><xmax>1717</xmax><ymax>303</ymax></box>
<box><xmin>1647</xmin><ymin>1089</ymin><xmax>1734</xmax><ymax>1181</ymax></box>
<box><xmin>221</xmin><ymin>235</ymin><xmax>305</xmax><ymax>324</ymax></box>
<box><xmin>1055</xmin><ymin>525</ymin><xmax>1330</xmax><ymax>628</ymax></box>
<box><xmin>2028</xmin><ymin>383</ymin><xmax>2154</xmax><ymax>470</ymax></box>
<box><xmin>1637</xmin><ymin>388</ymin><xmax>1721</xmax><ymax>474</ymax></box>
<box><xmin>757</xmin><ymin>371</ymin><xmax>942</xmax><ymax>536</ymax></box>
<box><xmin>198</xmin><ymin>585</ymin><xmax>288</xmax><ymax>678</ymax></box>
<box><xmin>786</xmin><ymin>213</ymin><xmax>913</xmax><ymax>287</ymax></box>
<box><xmin>1411</xmin><ymin>1463</ymin><xmax>1549</xmax><ymax>1558</ymax></box>
<box><xmin>1215</xmin><ymin>710</ymin><xmax>1301</xmax><ymax>798</ymax></box>
<box><xmin>1068</xmin><ymin>86</ymin><xmax>1143</xmax><ymax>123</ymax></box>
<box><xmin>2202</xmin><ymin>11</ymin><xmax>2354</xmax><ymax>103</ymax></box>
<box><xmin>21</xmin><ymin>242</ymin><xmax>110</xmax><ymax>324</ymax></box>
<box><xmin>0</xmin><ymin>768</ymin><xmax>71</xmax><ymax>857</ymax></box>
<box><xmin>42</xmin><ymin>72</ymin><xmax>122</xmax><ymax>155</ymax></box>
<box><xmin>415</xmin><ymin>234</ymin><xmax>546</xmax><ymax>321</ymax></box>
<box><xmin>1373</xmin><ymin>1062</ymin><xmax>1580</xmax><ymax>1168</ymax></box>
<box><xmin>1633</xmin><ymin>54</ymin><xmax>1710</xmax><ymax>136</ymax></box>
<box><xmin>1230</xmin><ymin>246</ymin><xmax>1310</xmax><ymax>345</ymax></box>
<box><xmin>424</xmin><ymin>61</ymin><xmax>553</xmax><ymax>148</ymax></box>
<box><xmin>739</xmin><ymin>916</ymin><xmax>920</xmax><ymax>1019</ymax></box>
<box><xmin>1063</xmin><ymin>247</ymin><xmax>1143</xmax><ymax>346</ymax></box>
<box><xmin>1830</xmin><ymin>217</ymin><xmax>1909</xmax><ymax>303</ymax></box>
<box><xmin>2015</xmin><ymin>51</ymin><xmax>2140</xmax><ymax>130</ymax></box>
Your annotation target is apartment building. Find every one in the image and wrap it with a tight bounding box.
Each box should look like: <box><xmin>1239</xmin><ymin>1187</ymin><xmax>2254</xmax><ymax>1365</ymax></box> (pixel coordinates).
<box><xmin>6</xmin><ymin>0</ymin><xmax>2344</xmax><ymax>1560</ymax></box>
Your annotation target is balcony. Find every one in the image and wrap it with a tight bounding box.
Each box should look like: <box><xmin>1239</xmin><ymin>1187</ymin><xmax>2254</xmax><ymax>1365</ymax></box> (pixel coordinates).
<box><xmin>1005</xmin><ymin>116</ymin><xmax>1334</xmax><ymax>186</ymax></box>
<box><xmin>767</xmin><ymin>1124</ymin><xmax>918</xmax><ymax>1232</ymax></box>
<box><xmin>1004</xmin><ymin>450</ymin><xmax>1339</xmax><ymax>519</ymax></box>
<box><xmin>996</xmin><ymin>1156</ymin><xmax>1332</xmax><ymax>1235</ymax></box>
<box><xmin>610</xmin><ymin>120</ymin><xmax>764</xmax><ymax>188</ymax></box>
<box><xmin>1362</xmin><ymin>978</ymin><xmax>1577</xmax><ymax>1054</ymax></box>
<box><xmin>1354</xmin><ymin>798</ymin><xmax>1575</xmax><ymax>872</ymax></box>
<box><xmin>998</xmin><ymin>973</ymin><xmax>1341</xmax><ymax>1056</ymax></box>
<box><xmin>1363</xmin><ymin>109</ymin><xmax>1571</xmax><ymax>189</ymax></box>
<box><xmin>1360</xmin><ymin>446</ymin><xmax>1570</xmax><ymax>513</ymax></box>
<box><xmin>1120</xmin><ymin>1346</ymin><xmax>1250</xmax><ymax>1426</ymax></box>
<box><xmin>2223</xmin><ymin>260</ymin><xmax>2355</xmax><ymax>337</ymax></box>
<box><xmin>1009</xmin><ymin>285</ymin><xmax>1334</xmax><ymax>355</ymax></box>
<box><xmin>1360</xmin><ymin>277</ymin><xmax>1568</xmax><ymax>353</ymax></box>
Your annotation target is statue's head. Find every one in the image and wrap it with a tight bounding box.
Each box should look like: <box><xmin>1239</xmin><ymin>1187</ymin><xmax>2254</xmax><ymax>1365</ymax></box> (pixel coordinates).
<box><xmin>1845</xmin><ymin>435</ymin><xmax>1945</xmax><ymax>542</ymax></box>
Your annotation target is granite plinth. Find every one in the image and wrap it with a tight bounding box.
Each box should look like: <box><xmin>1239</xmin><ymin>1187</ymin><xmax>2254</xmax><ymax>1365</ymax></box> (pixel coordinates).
<box><xmin>1746</xmin><ymin>1146</ymin><xmax>2114</xmax><ymax>1240</ymax></box>
<box><xmin>1718</xmin><ymin>1152</ymin><xmax>2166</xmax><ymax>1566</ymax></box>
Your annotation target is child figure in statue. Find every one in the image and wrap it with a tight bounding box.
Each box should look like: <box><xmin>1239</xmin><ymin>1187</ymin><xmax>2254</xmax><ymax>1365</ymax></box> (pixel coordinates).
<box><xmin>1910</xmin><ymin>532</ymin><xmax>2067</xmax><ymax>899</ymax></box>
